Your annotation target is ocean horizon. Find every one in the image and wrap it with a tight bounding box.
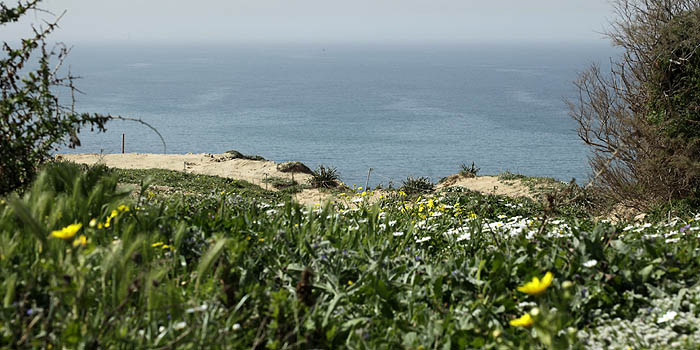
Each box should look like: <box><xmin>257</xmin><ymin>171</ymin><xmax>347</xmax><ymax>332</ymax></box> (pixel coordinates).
<box><xmin>60</xmin><ymin>42</ymin><xmax>619</xmax><ymax>187</ymax></box>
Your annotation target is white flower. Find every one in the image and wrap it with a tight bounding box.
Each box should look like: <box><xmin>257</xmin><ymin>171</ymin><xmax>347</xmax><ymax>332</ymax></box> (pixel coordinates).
<box><xmin>186</xmin><ymin>303</ymin><xmax>208</xmax><ymax>313</ymax></box>
<box><xmin>658</xmin><ymin>311</ymin><xmax>677</xmax><ymax>323</ymax></box>
<box><xmin>393</xmin><ymin>231</ymin><xmax>404</xmax><ymax>237</ymax></box>
<box><xmin>173</xmin><ymin>321</ymin><xmax>187</xmax><ymax>330</ymax></box>
<box><xmin>232</xmin><ymin>323</ymin><xmax>241</xmax><ymax>331</ymax></box>
<box><xmin>416</xmin><ymin>236</ymin><xmax>431</xmax><ymax>243</ymax></box>
<box><xmin>583</xmin><ymin>259</ymin><xmax>598</xmax><ymax>268</ymax></box>
<box><xmin>388</xmin><ymin>220</ymin><xmax>397</xmax><ymax>227</ymax></box>
<box><xmin>456</xmin><ymin>233</ymin><xmax>470</xmax><ymax>242</ymax></box>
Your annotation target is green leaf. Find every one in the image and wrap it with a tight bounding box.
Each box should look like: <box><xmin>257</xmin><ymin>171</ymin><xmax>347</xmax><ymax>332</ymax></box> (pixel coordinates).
<box><xmin>196</xmin><ymin>237</ymin><xmax>228</xmax><ymax>290</ymax></box>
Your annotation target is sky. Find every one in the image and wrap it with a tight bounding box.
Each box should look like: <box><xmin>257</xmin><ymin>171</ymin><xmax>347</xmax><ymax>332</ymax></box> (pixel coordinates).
<box><xmin>2</xmin><ymin>0</ymin><xmax>614</xmax><ymax>44</ymax></box>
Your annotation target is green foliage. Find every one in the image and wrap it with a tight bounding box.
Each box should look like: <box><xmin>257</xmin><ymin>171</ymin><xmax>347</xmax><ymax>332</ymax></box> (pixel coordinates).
<box><xmin>400</xmin><ymin>176</ymin><xmax>435</xmax><ymax>195</ymax></box>
<box><xmin>309</xmin><ymin>165</ymin><xmax>340</xmax><ymax>189</ymax></box>
<box><xmin>1</xmin><ymin>163</ymin><xmax>700</xmax><ymax>348</ymax></box>
<box><xmin>0</xmin><ymin>0</ymin><xmax>111</xmax><ymax>195</ymax></box>
<box><xmin>647</xmin><ymin>7</ymin><xmax>700</xmax><ymax>139</ymax></box>
<box><xmin>459</xmin><ymin>161</ymin><xmax>480</xmax><ymax>178</ymax></box>
<box><xmin>112</xmin><ymin>167</ymin><xmax>287</xmax><ymax>202</ymax></box>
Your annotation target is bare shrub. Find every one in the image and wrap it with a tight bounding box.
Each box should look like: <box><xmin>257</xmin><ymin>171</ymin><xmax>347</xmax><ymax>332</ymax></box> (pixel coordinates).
<box><xmin>570</xmin><ymin>0</ymin><xmax>700</xmax><ymax>209</ymax></box>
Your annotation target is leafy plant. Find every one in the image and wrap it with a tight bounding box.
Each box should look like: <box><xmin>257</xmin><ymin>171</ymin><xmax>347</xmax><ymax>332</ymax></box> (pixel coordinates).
<box><xmin>459</xmin><ymin>162</ymin><xmax>480</xmax><ymax>178</ymax></box>
<box><xmin>400</xmin><ymin>176</ymin><xmax>435</xmax><ymax>194</ymax></box>
<box><xmin>308</xmin><ymin>165</ymin><xmax>340</xmax><ymax>188</ymax></box>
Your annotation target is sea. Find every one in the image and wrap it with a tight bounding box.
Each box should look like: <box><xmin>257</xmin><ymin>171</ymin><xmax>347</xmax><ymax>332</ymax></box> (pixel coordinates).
<box><xmin>60</xmin><ymin>42</ymin><xmax>619</xmax><ymax>187</ymax></box>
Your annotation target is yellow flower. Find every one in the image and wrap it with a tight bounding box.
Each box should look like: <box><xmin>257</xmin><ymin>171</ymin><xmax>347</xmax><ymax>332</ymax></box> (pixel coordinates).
<box><xmin>97</xmin><ymin>223</ymin><xmax>103</xmax><ymax>229</ymax></box>
<box><xmin>347</xmin><ymin>280</ymin><xmax>353</xmax><ymax>286</ymax></box>
<box><xmin>258</xmin><ymin>238</ymin><xmax>265</xmax><ymax>242</ymax></box>
<box><xmin>118</xmin><ymin>205</ymin><xmax>130</xmax><ymax>212</ymax></box>
<box><xmin>517</xmin><ymin>272</ymin><xmax>554</xmax><ymax>295</ymax></box>
<box><xmin>161</xmin><ymin>244</ymin><xmax>172</xmax><ymax>250</ymax></box>
<box><xmin>72</xmin><ymin>235</ymin><xmax>88</xmax><ymax>247</ymax></box>
<box><xmin>109</xmin><ymin>210</ymin><xmax>118</xmax><ymax>218</ymax></box>
<box><xmin>50</xmin><ymin>223</ymin><xmax>82</xmax><ymax>240</ymax></box>
<box><xmin>509</xmin><ymin>313</ymin><xmax>533</xmax><ymax>327</ymax></box>
<box><xmin>89</xmin><ymin>218</ymin><xmax>97</xmax><ymax>228</ymax></box>
<box><xmin>152</xmin><ymin>242</ymin><xmax>164</xmax><ymax>247</ymax></box>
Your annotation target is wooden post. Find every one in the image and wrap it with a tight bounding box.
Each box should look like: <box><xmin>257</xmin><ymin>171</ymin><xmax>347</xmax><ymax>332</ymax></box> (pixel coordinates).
<box><xmin>365</xmin><ymin>168</ymin><xmax>373</xmax><ymax>191</ymax></box>
<box><xmin>121</xmin><ymin>133</ymin><xmax>125</xmax><ymax>154</ymax></box>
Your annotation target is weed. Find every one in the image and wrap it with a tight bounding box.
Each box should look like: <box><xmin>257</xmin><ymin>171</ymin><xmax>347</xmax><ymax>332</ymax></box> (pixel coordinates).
<box><xmin>309</xmin><ymin>165</ymin><xmax>340</xmax><ymax>188</ymax></box>
<box><xmin>459</xmin><ymin>162</ymin><xmax>480</xmax><ymax>178</ymax></box>
<box><xmin>400</xmin><ymin>176</ymin><xmax>435</xmax><ymax>194</ymax></box>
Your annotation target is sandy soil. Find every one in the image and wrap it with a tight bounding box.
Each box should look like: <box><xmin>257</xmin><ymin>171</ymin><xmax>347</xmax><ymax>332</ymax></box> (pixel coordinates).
<box><xmin>58</xmin><ymin>153</ymin><xmax>534</xmax><ymax>204</ymax></box>
<box><xmin>437</xmin><ymin>174</ymin><xmax>534</xmax><ymax>199</ymax></box>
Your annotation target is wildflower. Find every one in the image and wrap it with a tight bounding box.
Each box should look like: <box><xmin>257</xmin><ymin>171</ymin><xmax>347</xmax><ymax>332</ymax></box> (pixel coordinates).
<box><xmin>258</xmin><ymin>238</ymin><xmax>265</xmax><ymax>242</ymax></box>
<box><xmin>347</xmin><ymin>280</ymin><xmax>354</xmax><ymax>286</ymax></box>
<box><xmin>118</xmin><ymin>205</ymin><xmax>130</xmax><ymax>212</ymax></box>
<box><xmin>72</xmin><ymin>235</ymin><xmax>88</xmax><ymax>247</ymax></box>
<box><xmin>50</xmin><ymin>223</ymin><xmax>82</xmax><ymax>240</ymax></box>
<box><xmin>583</xmin><ymin>259</ymin><xmax>598</xmax><ymax>268</ymax></box>
<box><xmin>161</xmin><ymin>245</ymin><xmax>172</xmax><ymax>250</ymax></box>
<box><xmin>232</xmin><ymin>323</ymin><xmax>241</xmax><ymax>331</ymax></box>
<box><xmin>517</xmin><ymin>272</ymin><xmax>554</xmax><ymax>295</ymax></box>
<box><xmin>89</xmin><ymin>218</ymin><xmax>97</xmax><ymax>228</ymax></box>
<box><xmin>173</xmin><ymin>321</ymin><xmax>187</xmax><ymax>330</ymax></box>
<box><xmin>416</xmin><ymin>236</ymin><xmax>431</xmax><ymax>243</ymax></box>
<box><xmin>658</xmin><ymin>311</ymin><xmax>677</xmax><ymax>323</ymax></box>
<box><xmin>393</xmin><ymin>231</ymin><xmax>405</xmax><ymax>237</ymax></box>
<box><xmin>509</xmin><ymin>313</ymin><xmax>533</xmax><ymax>327</ymax></box>
<box><xmin>152</xmin><ymin>242</ymin><xmax>164</xmax><ymax>248</ymax></box>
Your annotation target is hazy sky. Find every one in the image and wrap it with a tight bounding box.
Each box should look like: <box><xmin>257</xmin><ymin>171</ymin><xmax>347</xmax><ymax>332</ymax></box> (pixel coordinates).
<box><xmin>3</xmin><ymin>0</ymin><xmax>614</xmax><ymax>44</ymax></box>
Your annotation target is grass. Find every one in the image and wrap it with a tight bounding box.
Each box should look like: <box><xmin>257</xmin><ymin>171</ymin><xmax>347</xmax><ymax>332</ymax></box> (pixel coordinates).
<box><xmin>113</xmin><ymin>167</ymin><xmax>288</xmax><ymax>202</ymax></box>
<box><xmin>1</xmin><ymin>162</ymin><xmax>700</xmax><ymax>349</ymax></box>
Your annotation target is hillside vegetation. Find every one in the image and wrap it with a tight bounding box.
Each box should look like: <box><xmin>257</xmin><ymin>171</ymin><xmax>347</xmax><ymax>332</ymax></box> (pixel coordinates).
<box><xmin>1</xmin><ymin>163</ymin><xmax>699</xmax><ymax>349</ymax></box>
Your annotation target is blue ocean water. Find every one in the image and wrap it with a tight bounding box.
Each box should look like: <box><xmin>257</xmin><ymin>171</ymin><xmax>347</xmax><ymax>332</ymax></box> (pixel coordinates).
<box><xmin>62</xmin><ymin>43</ymin><xmax>618</xmax><ymax>187</ymax></box>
